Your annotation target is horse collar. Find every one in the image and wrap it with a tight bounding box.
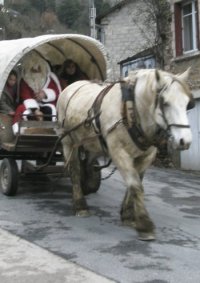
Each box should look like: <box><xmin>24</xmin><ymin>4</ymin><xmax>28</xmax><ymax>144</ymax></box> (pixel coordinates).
<box><xmin>121</xmin><ymin>83</ymin><xmax>153</xmax><ymax>151</ymax></box>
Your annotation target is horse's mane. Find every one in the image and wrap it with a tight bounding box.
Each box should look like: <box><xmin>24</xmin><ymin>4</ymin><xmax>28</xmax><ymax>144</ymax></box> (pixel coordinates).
<box><xmin>126</xmin><ymin>69</ymin><xmax>192</xmax><ymax>99</ymax></box>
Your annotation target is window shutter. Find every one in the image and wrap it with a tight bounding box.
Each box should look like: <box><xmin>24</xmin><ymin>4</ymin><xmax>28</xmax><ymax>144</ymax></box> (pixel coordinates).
<box><xmin>174</xmin><ymin>3</ymin><xmax>182</xmax><ymax>56</ymax></box>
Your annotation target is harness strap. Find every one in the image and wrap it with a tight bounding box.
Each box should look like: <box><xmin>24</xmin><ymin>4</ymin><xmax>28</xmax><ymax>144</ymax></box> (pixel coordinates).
<box><xmin>168</xmin><ymin>124</ymin><xmax>190</xmax><ymax>129</ymax></box>
<box><xmin>62</xmin><ymin>82</ymin><xmax>92</xmax><ymax>127</ymax></box>
<box><xmin>88</xmin><ymin>83</ymin><xmax>116</xmax><ymax>151</ymax></box>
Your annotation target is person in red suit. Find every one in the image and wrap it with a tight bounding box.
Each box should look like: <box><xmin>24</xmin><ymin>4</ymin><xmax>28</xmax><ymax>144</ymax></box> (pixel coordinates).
<box><xmin>12</xmin><ymin>52</ymin><xmax>62</xmax><ymax>134</ymax></box>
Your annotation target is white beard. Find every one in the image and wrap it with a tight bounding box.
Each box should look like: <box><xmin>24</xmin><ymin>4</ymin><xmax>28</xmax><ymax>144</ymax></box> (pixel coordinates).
<box><xmin>23</xmin><ymin>72</ymin><xmax>47</xmax><ymax>92</ymax></box>
<box><xmin>21</xmin><ymin>52</ymin><xmax>50</xmax><ymax>92</ymax></box>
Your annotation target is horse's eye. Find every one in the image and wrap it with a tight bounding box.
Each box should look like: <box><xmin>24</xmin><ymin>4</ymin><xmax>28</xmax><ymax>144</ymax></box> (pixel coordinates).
<box><xmin>159</xmin><ymin>96</ymin><xmax>169</xmax><ymax>109</ymax></box>
<box><xmin>163</xmin><ymin>101</ymin><xmax>170</xmax><ymax>108</ymax></box>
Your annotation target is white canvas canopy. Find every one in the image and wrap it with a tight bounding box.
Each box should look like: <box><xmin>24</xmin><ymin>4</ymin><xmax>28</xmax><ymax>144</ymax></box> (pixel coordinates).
<box><xmin>0</xmin><ymin>34</ymin><xmax>108</xmax><ymax>96</ymax></box>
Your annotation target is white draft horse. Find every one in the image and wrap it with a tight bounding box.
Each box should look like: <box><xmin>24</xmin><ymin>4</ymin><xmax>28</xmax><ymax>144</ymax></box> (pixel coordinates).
<box><xmin>57</xmin><ymin>69</ymin><xmax>194</xmax><ymax>240</ymax></box>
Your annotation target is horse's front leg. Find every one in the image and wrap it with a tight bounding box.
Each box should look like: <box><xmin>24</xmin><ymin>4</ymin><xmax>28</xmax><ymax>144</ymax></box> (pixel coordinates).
<box><xmin>120</xmin><ymin>168</ymin><xmax>146</xmax><ymax>225</ymax></box>
<box><xmin>120</xmin><ymin>189</ymin><xmax>135</xmax><ymax>226</ymax></box>
<box><xmin>111</xmin><ymin>148</ymin><xmax>155</xmax><ymax>240</ymax></box>
<box><xmin>121</xmin><ymin>148</ymin><xmax>156</xmax><ymax>227</ymax></box>
<box><xmin>62</xmin><ymin>140</ymin><xmax>89</xmax><ymax>216</ymax></box>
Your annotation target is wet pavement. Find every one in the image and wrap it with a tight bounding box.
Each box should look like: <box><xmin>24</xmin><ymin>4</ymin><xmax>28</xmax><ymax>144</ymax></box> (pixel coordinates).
<box><xmin>0</xmin><ymin>165</ymin><xmax>200</xmax><ymax>283</ymax></box>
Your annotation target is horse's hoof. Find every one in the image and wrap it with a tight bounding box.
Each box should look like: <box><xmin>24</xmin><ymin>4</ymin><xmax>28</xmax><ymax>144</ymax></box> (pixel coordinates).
<box><xmin>76</xmin><ymin>210</ymin><xmax>90</xmax><ymax>217</ymax></box>
<box><xmin>138</xmin><ymin>232</ymin><xmax>155</xmax><ymax>241</ymax></box>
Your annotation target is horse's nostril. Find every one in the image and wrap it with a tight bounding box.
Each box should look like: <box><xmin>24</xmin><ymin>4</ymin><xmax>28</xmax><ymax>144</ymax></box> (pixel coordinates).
<box><xmin>180</xmin><ymin>138</ymin><xmax>185</xmax><ymax>146</ymax></box>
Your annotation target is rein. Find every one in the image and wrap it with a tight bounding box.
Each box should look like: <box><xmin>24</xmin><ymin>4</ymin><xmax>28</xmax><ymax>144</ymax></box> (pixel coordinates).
<box><xmin>36</xmin><ymin>111</ymin><xmax>101</xmax><ymax>170</ymax></box>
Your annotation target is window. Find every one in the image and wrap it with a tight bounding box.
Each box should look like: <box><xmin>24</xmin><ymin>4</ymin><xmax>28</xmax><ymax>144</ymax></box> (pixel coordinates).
<box><xmin>120</xmin><ymin>56</ymin><xmax>155</xmax><ymax>77</ymax></box>
<box><xmin>175</xmin><ymin>0</ymin><xmax>199</xmax><ymax>56</ymax></box>
<box><xmin>182</xmin><ymin>1</ymin><xmax>197</xmax><ymax>52</ymax></box>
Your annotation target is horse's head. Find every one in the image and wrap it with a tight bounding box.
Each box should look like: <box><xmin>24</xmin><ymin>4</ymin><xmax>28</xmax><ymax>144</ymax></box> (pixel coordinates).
<box><xmin>154</xmin><ymin>68</ymin><xmax>194</xmax><ymax>150</ymax></box>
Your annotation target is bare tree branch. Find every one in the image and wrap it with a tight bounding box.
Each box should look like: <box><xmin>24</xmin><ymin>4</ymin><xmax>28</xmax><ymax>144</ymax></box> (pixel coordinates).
<box><xmin>132</xmin><ymin>0</ymin><xmax>171</xmax><ymax>68</ymax></box>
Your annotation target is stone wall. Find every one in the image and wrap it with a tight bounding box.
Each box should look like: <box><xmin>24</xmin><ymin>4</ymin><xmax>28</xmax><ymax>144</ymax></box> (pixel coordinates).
<box><xmin>171</xmin><ymin>55</ymin><xmax>200</xmax><ymax>92</ymax></box>
<box><xmin>99</xmin><ymin>0</ymin><xmax>172</xmax><ymax>80</ymax></box>
<box><xmin>100</xmin><ymin>0</ymin><xmax>154</xmax><ymax>79</ymax></box>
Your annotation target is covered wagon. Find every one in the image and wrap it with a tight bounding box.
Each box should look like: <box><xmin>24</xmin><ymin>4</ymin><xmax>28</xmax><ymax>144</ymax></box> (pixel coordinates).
<box><xmin>0</xmin><ymin>34</ymin><xmax>107</xmax><ymax>196</ymax></box>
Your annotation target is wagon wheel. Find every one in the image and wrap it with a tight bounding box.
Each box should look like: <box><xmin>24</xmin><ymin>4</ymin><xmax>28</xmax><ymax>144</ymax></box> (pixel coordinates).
<box><xmin>0</xmin><ymin>158</ymin><xmax>18</xmax><ymax>196</ymax></box>
<box><xmin>80</xmin><ymin>159</ymin><xmax>101</xmax><ymax>195</ymax></box>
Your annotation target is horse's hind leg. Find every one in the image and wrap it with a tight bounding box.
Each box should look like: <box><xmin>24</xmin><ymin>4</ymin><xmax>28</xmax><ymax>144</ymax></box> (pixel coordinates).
<box><xmin>69</xmin><ymin>149</ymin><xmax>89</xmax><ymax>216</ymax></box>
<box><xmin>62</xmin><ymin>141</ymin><xmax>89</xmax><ymax>216</ymax></box>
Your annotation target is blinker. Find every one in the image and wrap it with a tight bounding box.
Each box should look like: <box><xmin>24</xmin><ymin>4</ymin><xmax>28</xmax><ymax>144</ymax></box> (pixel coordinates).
<box><xmin>187</xmin><ymin>98</ymin><xmax>195</xmax><ymax>110</ymax></box>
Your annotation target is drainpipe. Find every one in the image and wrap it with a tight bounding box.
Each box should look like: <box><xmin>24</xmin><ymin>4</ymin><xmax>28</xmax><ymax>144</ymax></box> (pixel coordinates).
<box><xmin>89</xmin><ymin>0</ymin><xmax>96</xmax><ymax>38</ymax></box>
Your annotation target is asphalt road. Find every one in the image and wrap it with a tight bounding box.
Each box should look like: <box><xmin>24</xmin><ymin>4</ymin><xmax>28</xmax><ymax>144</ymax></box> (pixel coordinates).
<box><xmin>0</xmin><ymin>164</ymin><xmax>200</xmax><ymax>283</ymax></box>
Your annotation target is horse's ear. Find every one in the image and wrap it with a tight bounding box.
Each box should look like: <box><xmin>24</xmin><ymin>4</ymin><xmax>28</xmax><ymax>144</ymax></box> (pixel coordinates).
<box><xmin>123</xmin><ymin>71</ymin><xmax>137</xmax><ymax>87</ymax></box>
<box><xmin>155</xmin><ymin>69</ymin><xmax>165</xmax><ymax>89</ymax></box>
<box><xmin>177</xmin><ymin>67</ymin><xmax>191</xmax><ymax>82</ymax></box>
<box><xmin>155</xmin><ymin>69</ymin><xmax>160</xmax><ymax>82</ymax></box>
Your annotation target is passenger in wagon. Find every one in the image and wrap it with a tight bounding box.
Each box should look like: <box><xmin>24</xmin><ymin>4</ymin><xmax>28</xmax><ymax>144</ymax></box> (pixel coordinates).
<box><xmin>59</xmin><ymin>59</ymin><xmax>88</xmax><ymax>90</ymax></box>
<box><xmin>12</xmin><ymin>52</ymin><xmax>62</xmax><ymax>134</ymax></box>
<box><xmin>0</xmin><ymin>70</ymin><xmax>18</xmax><ymax>115</ymax></box>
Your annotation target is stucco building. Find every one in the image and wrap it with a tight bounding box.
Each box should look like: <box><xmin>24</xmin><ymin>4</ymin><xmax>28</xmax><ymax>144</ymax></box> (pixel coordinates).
<box><xmin>170</xmin><ymin>0</ymin><xmax>200</xmax><ymax>170</ymax></box>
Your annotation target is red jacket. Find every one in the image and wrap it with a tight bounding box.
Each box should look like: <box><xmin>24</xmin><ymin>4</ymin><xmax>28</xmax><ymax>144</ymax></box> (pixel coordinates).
<box><xmin>20</xmin><ymin>72</ymin><xmax>62</xmax><ymax>109</ymax></box>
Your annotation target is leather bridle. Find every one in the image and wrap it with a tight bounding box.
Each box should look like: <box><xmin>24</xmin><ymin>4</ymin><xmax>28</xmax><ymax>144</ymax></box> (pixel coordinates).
<box><xmin>155</xmin><ymin>78</ymin><xmax>195</xmax><ymax>131</ymax></box>
<box><xmin>119</xmin><ymin>76</ymin><xmax>195</xmax><ymax>151</ymax></box>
